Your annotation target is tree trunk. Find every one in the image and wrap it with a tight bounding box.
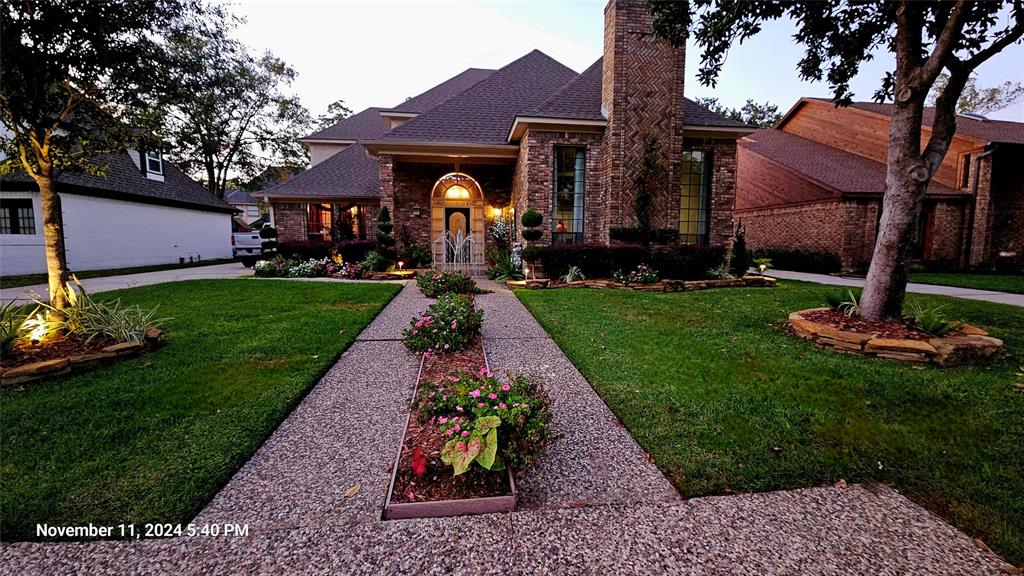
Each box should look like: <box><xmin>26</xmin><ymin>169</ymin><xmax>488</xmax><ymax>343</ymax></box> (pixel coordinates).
<box><xmin>34</xmin><ymin>171</ymin><xmax>72</xmax><ymax>310</ymax></box>
<box><xmin>859</xmin><ymin>97</ymin><xmax>931</xmax><ymax>321</ymax></box>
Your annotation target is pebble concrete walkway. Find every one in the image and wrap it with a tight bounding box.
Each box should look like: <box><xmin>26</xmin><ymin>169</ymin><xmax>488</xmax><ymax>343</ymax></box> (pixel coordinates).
<box><xmin>0</xmin><ymin>280</ymin><xmax>1013</xmax><ymax>575</ymax></box>
<box><xmin>768</xmin><ymin>269</ymin><xmax>1024</xmax><ymax>307</ymax></box>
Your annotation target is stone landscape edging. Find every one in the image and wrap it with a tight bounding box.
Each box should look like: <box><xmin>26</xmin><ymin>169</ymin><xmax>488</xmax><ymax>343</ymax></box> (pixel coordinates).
<box><xmin>1</xmin><ymin>327</ymin><xmax>165</xmax><ymax>387</ymax></box>
<box><xmin>507</xmin><ymin>275</ymin><xmax>777</xmax><ymax>291</ymax></box>
<box><xmin>788</xmin><ymin>308</ymin><xmax>1003</xmax><ymax>366</ymax></box>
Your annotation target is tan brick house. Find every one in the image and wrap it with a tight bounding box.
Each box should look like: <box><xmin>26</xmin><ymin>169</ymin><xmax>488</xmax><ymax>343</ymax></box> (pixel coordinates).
<box><xmin>736</xmin><ymin>97</ymin><xmax>1024</xmax><ymax>271</ymax></box>
<box><xmin>260</xmin><ymin>0</ymin><xmax>751</xmax><ymax>270</ymax></box>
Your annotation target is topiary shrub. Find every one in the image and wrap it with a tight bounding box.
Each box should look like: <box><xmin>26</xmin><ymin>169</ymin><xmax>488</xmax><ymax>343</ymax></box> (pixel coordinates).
<box><xmin>730</xmin><ymin>222</ymin><xmax>750</xmax><ymax>277</ymax></box>
<box><xmin>520</xmin><ymin>209</ymin><xmax>543</xmax><ymax>228</ymax></box>
<box><xmin>375</xmin><ymin>207</ymin><xmax>397</xmax><ymax>269</ymax></box>
<box><xmin>259</xmin><ymin>225</ymin><xmax>278</xmax><ymax>255</ymax></box>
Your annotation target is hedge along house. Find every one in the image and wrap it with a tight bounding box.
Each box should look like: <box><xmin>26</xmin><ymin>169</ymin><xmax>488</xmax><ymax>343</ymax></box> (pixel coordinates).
<box><xmin>259</xmin><ymin>0</ymin><xmax>751</xmax><ymax>272</ymax></box>
<box><xmin>736</xmin><ymin>97</ymin><xmax>1024</xmax><ymax>272</ymax></box>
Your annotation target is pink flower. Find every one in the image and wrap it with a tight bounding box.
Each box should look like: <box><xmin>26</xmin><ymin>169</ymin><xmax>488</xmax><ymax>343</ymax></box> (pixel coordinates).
<box><xmin>443</xmin><ymin>343</ymin><xmax>450</xmax><ymax>350</ymax></box>
<box><xmin>423</xmin><ymin>351</ymin><xmax>431</xmax><ymax>359</ymax></box>
<box><xmin>469</xmin><ymin>389</ymin><xmax>481</xmax><ymax>398</ymax></box>
<box><xmin>447</xmin><ymin>375</ymin><xmax>459</xmax><ymax>382</ymax></box>
<box><xmin>457</xmin><ymin>441</ymin><xmax>468</xmax><ymax>452</ymax></box>
<box><xmin>445</xmin><ymin>429</ymin><xmax>454</xmax><ymax>436</ymax></box>
<box><xmin>488</xmin><ymin>393</ymin><xmax>498</xmax><ymax>400</ymax></box>
<box><xmin>412</xmin><ymin>330</ymin><xmax>418</xmax><ymax>335</ymax></box>
<box><xmin>415</xmin><ymin>320</ymin><xmax>423</xmax><ymax>328</ymax></box>
<box><xmin>477</xmin><ymin>402</ymin><xmax>485</xmax><ymax>408</ymax></box>
<box><xmin>453</xmin><ymin>424</ymin><xmax>461</xmax><ymax>432</ymax></box>
<box><xmin>439</xmin><ymin>416</ymin><xmax>448</xmax><ymax>424</ymax></box>
<box><xmin>406</xmin><ymin>491</ymin><xmax>416</xmax><ymax>501</ymax></box>
<box><xmin>461</xmin><ymin>430</ymin><xmax>470</xmax><ymax>437</ymax></box>
<box><xmin>455</xmin><ymin>405</ymin><xmax>463</xmax><ymax>412</ymax></box>
<box><xmin>499</xmin><ymin>402</ymin><xmax>507</xmax><ymax>409</ymax></box>
<box><xmin>513</xmin><ymin>403</ymin><xmax>519</xmax><ymax>407</ymax></box>
<box><xmin>451</xmin><ymin>320</ymin><xmax>457</xmax><ymax>328</ymax></box>
<box><xmin>478</xmin><ymin>367</ymin><xmax>489</xmax><ymax>376</ymax></box>
<box><xmin>501</xmin><ymin>384</ymin><xmax>510</xmax><ymax>391</ymax></box>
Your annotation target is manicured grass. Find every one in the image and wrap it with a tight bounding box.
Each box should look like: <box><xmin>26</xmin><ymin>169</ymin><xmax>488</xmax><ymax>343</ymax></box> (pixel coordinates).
<box><xmin>1</xmin><ymin>279</ymin><xmax>400</xmax><ymax>541</ymax></box>
<box><xmin>909</xmin><ymin>272</ymin><xmax>1024</xmax><ymax>294</ymax></box>
<box><xmin>518</xmin><ymin>283</ymin><xmax>1023</xmax><ymax>564</ymax></box>
<box><xmin>0</xmin><ymin>258</ymin><xmax>238</xmax><ymax>289</ymax></box>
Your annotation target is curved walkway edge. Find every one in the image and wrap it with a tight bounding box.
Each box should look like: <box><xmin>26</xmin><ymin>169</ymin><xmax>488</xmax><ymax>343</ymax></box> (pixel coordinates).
<box><xmin>0</xmin><ymin>280</ymin><xmax>1013</xmax><ymax>575</ymax></box>
<box><xmin>768</xmin><ymin>269</ymin><xmax>1024</xmax><ymax>307</ymax></box>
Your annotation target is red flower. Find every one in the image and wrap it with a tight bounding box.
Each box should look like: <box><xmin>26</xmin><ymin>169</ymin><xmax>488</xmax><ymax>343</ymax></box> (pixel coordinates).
<box><xmin>411</xmin><ymin>447</ymin><xmax>427</xmax><ymax>478</ymax></box>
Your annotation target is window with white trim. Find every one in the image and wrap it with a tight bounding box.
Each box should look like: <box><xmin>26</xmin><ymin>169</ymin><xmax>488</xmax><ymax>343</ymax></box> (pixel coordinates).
<box><xmin>146</xmin><ymin>151</ymin><xmax>163</xmax><ymax>175</ymax></box>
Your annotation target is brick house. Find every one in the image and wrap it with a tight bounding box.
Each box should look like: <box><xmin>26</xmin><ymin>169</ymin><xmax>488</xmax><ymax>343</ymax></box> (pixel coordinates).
<box><xmin>259</xmin><ymin>0</ymin><xmax>751</xmax><ymax>270</ymax></box>
<box><xmin>736</xmin><ymin>97</ymin><xmax>1024</xmax><ymax>271</ymax></box>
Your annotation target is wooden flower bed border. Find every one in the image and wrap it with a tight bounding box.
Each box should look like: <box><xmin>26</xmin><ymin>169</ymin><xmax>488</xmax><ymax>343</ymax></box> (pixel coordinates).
<box><xmin>382</xmin><ymin>338</ymin><xmax>517</xmax><ymax>520</ymax></box>
<box><xmin>788</xmin><ymin>308</ymin><xmax>1003</xmax><ymax>367</ymax></box>
<box><xmin>507</xmin><ymin>275</ymin><xmax>777</xmax><ymax>292</ymax></box>
<box><xmin>1</xmin><ymin>327</ymin><xmax>166</xmax><ymax>387</ymax></box>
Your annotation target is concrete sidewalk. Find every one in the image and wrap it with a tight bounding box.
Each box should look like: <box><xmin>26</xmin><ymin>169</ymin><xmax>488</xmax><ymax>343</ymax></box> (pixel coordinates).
<box><xmin>769</xmin><ymin>269</ymin><xmax>1024</xmax><ymax>307</ymax></box>
<box><xmin>0</xmin><ymin>280</ymin><xmax>1013</xmax><ymax>575</ymax></box>
<box><xmin>0</xmin><ymin>262</ymin><xmax>253</xmax><ymax>305</ymax></box>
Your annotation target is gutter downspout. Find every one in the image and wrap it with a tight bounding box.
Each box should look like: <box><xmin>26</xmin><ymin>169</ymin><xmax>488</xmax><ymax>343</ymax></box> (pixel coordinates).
<box><xmin>963</xmin><ymin>143</ymin><xmax>997</xmax><ymax>268</ymax></box>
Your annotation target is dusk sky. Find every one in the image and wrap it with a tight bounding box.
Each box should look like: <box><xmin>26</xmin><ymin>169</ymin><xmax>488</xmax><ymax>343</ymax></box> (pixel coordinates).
<box><xmin>230</xmin><ymin>0</ymin><xmax>1024</xmax><ymax>124</ymax></box>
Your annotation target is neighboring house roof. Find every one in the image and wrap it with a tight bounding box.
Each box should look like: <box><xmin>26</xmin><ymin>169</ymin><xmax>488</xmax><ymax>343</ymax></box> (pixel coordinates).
<box><xmin>378</xmin><ymin>50</ymin><xmax>580</xmax><ymax>145</ymax></box>
<box><xmin>526</xmin><ymin>58</ymin><xmax>604</xmax><ymax>120</ymax></box>
<box><xmin>302</xmin><ymin>107</ymin><xmax>390</xmax><ymax>142</ymax></box>
<box><xmin>790</xmin><ymin>98</ymin><xmax>1024</xmax><ymax>145</ymax></box>
<box><xmin>389</xmin><ymin>68</ymin><xmax>495</xmax><ymax>114</ymax></box>
<box><xmin>740</xmin><ymin>128</ymin><xmax>961</xmax><ymax>198</ymax></box>
<box><xmin>1</xmin><ymin>152</ymin><xmax>236</xmax><ymax>213</ymax></box>
<box><xmin>224</xmin><ymin>188</ymin><xmax>256</xmax><ymax>205</ymax></box>
<box><xmin>259</xmin><ymin>143</ymin><xmax>379</xmax><ymax>200</ymax></box>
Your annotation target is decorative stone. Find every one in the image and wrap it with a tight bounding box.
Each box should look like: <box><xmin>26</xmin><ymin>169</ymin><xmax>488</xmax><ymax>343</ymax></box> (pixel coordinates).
<box><xmin>2</xmin><ymin>358</ymin><xmax>71</xmax><ymax>378</ymax></box>
<box><xmin>69</xmin><ymin>352</ymin><xmax>119</xmax><ymax>368</ymax></box>
<box><xmin>633</xmin><ymin>283</ymin><xmax>664</xmax><ymax>292</ymax></box>
<box><xmin>865</xmin><ymin>338</ymin><xmax>938</xmax><ymax>356</ymax></box>
<box><xmin>876</xmin><ymin>351</ymin><xmax>930</xmax><ymax>362</ymax></box>
<box><xmin>930</xmin><ymin>335</ymin><xmax>1003</xmax><ymax>366</ymax></box>
<box><xmin>524</xmin><ymin>279</ymin><xmax>549</xmax><ymax>289</ymax></box>
<box><xmin>565</xmin><ymin>281</ymin><xmax>586</xmax><ymax>288</ymax></box>
<box><xmin>101</xmin><ymin>340</ymin><xmax>144</xmax><ymax>355</ymax></box>
<box><xmin>817</xmin><ymin>337</ymin><xmax>865</xmax><ymax>351</ymax></box>
<box><xmin>144</xmin><ymin>327</ymin><xmax>164</xmax><ymax>343</ymax></box>
<box><xmin>789</xmin><ymin>319</ymin><xmax>820</xmax><ymax>339</ymax></box>
<box><xmin>958</xmin><ymin>324</ymin><xmax>988</xmax><ymax>336</ymax></box>
<box><xmin>815</xmin><ymin>326</ymin><xmax>874</xmax><ymax>346</ymax></box>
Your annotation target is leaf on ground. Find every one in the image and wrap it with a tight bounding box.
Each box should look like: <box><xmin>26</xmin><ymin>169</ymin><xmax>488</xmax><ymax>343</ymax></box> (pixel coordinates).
<box><xmin>344</xmin><ymin>483</ymin><xmax>361</xmax><ymax>497</ymax></box>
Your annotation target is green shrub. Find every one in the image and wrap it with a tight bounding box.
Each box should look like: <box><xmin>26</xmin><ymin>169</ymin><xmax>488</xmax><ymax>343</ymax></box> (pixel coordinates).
<box><xmin>254</xmin><ymin>255</ymin><xmax>296</xmax><ymax>278</ymax></box>
<box><xmin>486</xmin><ymin>253</ymin><xmax>523</xmax><ymax>282</ymax></box>
<box><xmin>562</xmin><ymin>265</ymin><xmax>585</xmax><ymax>283</ymax></box>
<box><xmin>417</xmin><ymin>270</ymin><xmax>478</xmax><ymax>297</ymax></box>
<box><xmin>400</xmin><ymin>243</ymin><xmax>432</xmax><ymax>268</ymax></box>
<box><xmin>363</xmin><ymin>250</ymin><xmax>386</xmax><ymax>273</ymax></box>
<box><xmin>609</xmin><ymin>227</ymin><xmax>679</xmax><ymax>244</ymax></box>
<box><xmin>420</xmin><ymin>371</ymin><xmax>551</xmax><ymax>474</ymax></box>
<box><xmin>907</xmin><ymin>303</ymin><xmax>955</xmax><ymax>336</ymax></box>
<box><xmin>752</xmin><ymin>248</ymin><xmax>842</xmax><ymax>274</ymax></box>
<box><xmin>538</xmin><ymin>244</ymin><xmax>725</xmax><ymax>280</ymax></box>
<box><xmin>520</xmin><ymin>245</ymin><xmax>543</xmax><ymax>264</ymax></box>
<box><xmin>1</xmin><ymin>301</ymin><xmax>27</xmax><ymax>353</ymax></box>
<box><xmin>403</xmin><ymin>293</ymin><xmax>483</xmax><ymax>354</ymax></box>
<box><xmin>520</xmin><ymin>209</ymin><xmax>543</xmax><ymax>229</ymax></box>
<box><xmin>375</xmin><ymin>207</ymin><xmax>397</xmax><ymax>268</ymax></box>
<box><xmin>730</xmin><ymin>223</ymin><xmax>750</xmax><ymax>277</ymax></box>
<box><xmin>521</xmin><ymin>228</ymin><xmax>543</xmax><ymax>242</ymax></box>
<box><xmin>30</xmin><ymin>279</ymin><xmax>163</xmax><ymax>345</ymax></box>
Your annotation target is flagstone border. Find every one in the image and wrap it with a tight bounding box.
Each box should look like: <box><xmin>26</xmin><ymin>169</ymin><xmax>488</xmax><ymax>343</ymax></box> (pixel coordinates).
<box><xmin>788</xmin><ymin>308</ymin><xmax>1003</xmax><ymax>366</ymax></box>
<box><xmin>1</xmin><ymin>328</ymin><xmax>165</xmax><ymax>387</ymax></box>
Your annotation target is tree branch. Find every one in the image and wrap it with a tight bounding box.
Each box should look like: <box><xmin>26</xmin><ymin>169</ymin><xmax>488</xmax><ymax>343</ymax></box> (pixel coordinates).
<box><xmin>915</xmin><ymin>0</ymin><xmax>969</xmax><ymax>87</ymax></box>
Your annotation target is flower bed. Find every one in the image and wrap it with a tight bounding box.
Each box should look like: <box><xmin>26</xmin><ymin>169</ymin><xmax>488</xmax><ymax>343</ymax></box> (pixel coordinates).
<box><xmin>384</xmin><ymin>338</ymin><xmax>551</xmax><ymax>519</ymax></box>
<box><xmin>254</xmin><ymin>255</ymin><xmax>417</xmax><ymax>281</ymax></box>
<box><xmin>1</xmin><ymin>328</ymin><xmax>165</xmax><ymax>386</ymax></box>
<box><xmin>507</xmin><ymin>275</ymin><xmax>777</xmax><ymax>292</ymax></box>
<box><xmin>416</xmin><ymin>270</ymin><xmax>478</xmax><ymax>297</ymax></box>
<box><xmin>403</xmin><ymin>293</ymin><xmax>483</xmax><ymax>354</ymax></box>
<box><xmin>789</xmin><ymin>308</ymin><xmax>1003</xmax><ymax>366</ymax></box>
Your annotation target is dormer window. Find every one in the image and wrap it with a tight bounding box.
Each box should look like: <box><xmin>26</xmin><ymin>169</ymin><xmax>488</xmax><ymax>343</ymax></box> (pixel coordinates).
<box><xmin>146</xmin><ymin>151</ymin><xmax>163</xmax><ymax>175</ymax></box>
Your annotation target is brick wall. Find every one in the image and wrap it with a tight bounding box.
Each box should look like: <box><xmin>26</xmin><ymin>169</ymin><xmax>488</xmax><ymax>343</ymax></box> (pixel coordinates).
<box><xmin>738</xmin><ymin>201</ymin><xmax>848</xmax><ymax>265</ymax></box>
<box><xmin>513</xmin><ymin>129</ymin><xmax>605</xmax><ymax>245</ymax></box>
<box><xmin>706</xmin><ymin>139</ymin><xmax>737</xmax><ymax>251</ymax></box>
<box><xmin>968</xmin><ymin>154</ymin><xmax>995</xmax><ymax>266</ymax></box>
<box><xmin>989</xmin><ymin>144</ymin><xmax>1023</xmax><ymax>262</ymax></box>
<box><xmin>929</xmin><ymin>201</ymin><xmax>966</xmax><ymax>262</ymax></box>
<box><xmin>271</xmin><ymin>202</ymin><xmax>307</xmax><ymax>243</ymax></box>
<box><xmin>378</xmin><ymin>154</ymin><xmax>395</xmax><ymax>216</ymax></box>
<box><xmin>601</xmin><ymin>0</ymin><xmax>686</xmax><ymax>232</ymax></box>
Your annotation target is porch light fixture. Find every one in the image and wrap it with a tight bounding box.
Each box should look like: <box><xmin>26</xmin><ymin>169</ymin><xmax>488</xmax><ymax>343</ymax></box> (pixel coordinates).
<box><xmin>445</xmin><ymin>185</ymin><xmax>471</xmax><ymax>200</ymax></box>
<box><xmin>491</xmin><ymin>207</ymin><xmax>502</xmax><ymax>219</ymax></box>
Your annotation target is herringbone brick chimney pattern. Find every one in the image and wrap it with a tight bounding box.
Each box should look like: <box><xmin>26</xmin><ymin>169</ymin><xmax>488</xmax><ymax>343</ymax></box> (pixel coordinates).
<box><xmin>601</xmin><ymin>0</ymin><xmax>686</xmax><ymax>234</ymax></box>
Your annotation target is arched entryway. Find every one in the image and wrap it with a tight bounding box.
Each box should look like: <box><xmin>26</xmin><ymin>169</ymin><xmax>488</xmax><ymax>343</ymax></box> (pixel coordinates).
<box><xmin>431</xmin><ymin>172</ymin><xmax>485</xmax><ymax>270</ymax></box>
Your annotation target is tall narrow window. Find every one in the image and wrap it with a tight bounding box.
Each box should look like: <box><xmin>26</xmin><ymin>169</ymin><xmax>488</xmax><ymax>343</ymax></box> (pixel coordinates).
<box><xmin>0</xmin><ymin>198</ymin><xmax>36</xmax><ymax>235</ymax></box>
<box><xmin>145</xmin><ymin>151</ymin><xmax>163</xmax><ymax>174</ymax></box>
<box><xmin>307</xmin><ymin>203</ymin><xmax>333</xmax><ymax>241</ymax></box>
<box><xmin>552</xmin><ymin>146</ymin><xmax>585</xmax><ymax>244</ymax></box>
<box><xmin>679</xmin><ymin>149</ymin><xmax>711</xmax><ymax>244</ymax></box>
<box><xmin>960</xmin><ymin>154</ymin><xmax>972</xmax><ymax>189</ymax></box>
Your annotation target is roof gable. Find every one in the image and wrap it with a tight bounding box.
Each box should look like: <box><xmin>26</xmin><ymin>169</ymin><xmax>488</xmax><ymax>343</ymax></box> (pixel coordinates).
<box><xmin>526</xmin><ymin>58</ymin><xmax>604</xmax><ymax>120</ymax></box>
<box><xmin>378</xmin><ymin>50</ymin><xmax>579</xmax><ymax>145</ymax></box>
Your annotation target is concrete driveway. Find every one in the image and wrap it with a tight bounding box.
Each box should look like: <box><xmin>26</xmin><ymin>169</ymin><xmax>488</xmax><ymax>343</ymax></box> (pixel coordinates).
<box><xmin>1</xmin><ymin>262</ymin><xmax>253</xmax><ymax>305</ymax></box>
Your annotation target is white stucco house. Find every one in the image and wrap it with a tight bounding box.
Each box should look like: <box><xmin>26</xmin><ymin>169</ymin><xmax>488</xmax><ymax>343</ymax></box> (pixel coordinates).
<box><xmin>0</xmin><ymin>148</ymin><xmax>236</xmax><ymax>276</ymax></box>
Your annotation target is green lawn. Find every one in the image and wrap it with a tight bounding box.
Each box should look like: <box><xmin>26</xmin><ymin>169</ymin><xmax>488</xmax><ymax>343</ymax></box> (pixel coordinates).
<box><xmin>1</xmin><ymin>279</ymin><xmax>399</xmax><ymax>541</ymax></box>
<box><xmin>518</xmin><ymin>283</ymin><xmax>1023</xmax><ymax>564</ymax></box>
<box><xmin>0</xmin><ymin>258</ymin><xmax>238</xmax><ymax>289</ymax></box>
<box><xmin>909</xmin><ymin>272</ymin><xmax>1024</xmax><ymax>294</ymax></box>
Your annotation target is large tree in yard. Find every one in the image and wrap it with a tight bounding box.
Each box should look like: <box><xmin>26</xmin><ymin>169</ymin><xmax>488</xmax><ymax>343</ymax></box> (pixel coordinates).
<box><xmin>648</xmin><ymin>0</ymin><xmax>1024</xmax><ymax>320</ymax></box>
<box><xmin>158</xmin><ymin>24</ymin><xmax>312</xmax><ymax>199</ymax></box>
<box><xmin>0</xmin><ymin>0</ymin><xmax>204</xmax><ymax>310</ymax></box>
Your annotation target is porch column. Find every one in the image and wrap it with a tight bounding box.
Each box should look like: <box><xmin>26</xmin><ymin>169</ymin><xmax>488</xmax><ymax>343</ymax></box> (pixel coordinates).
<box><xmin>378</xmin><ymin>154</ymin><xmax>395</xmax><ymax>216</ymax></box>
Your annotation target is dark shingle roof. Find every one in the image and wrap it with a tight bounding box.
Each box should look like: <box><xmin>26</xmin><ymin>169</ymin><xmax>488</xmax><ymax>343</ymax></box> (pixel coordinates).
<box><xmin>740</xmin><ymin>128</ymin><xmax>960</xmax><ymax>196</ymax></box>
<box><xmin>682</xmin><ymin>98</ymin><xmax>752</xmax><ymax>128</ymax></box>
<box><xmin>526</xmin><ymin>58</ymin><xmax>604</xmax><ymax>120</ymax></box>
<box><xmin>390</xmin><ymin>68</ymin><xmax>495</xmax><ymax>114</ymax></box>
<box><xmin>224</xmin><ymin>188</ymin><xmax>256</xmax><ymax>204</ymax></box>
<box><xmin>380</xmin><ymin>50</ymin><xmax>579</xmax><ymax>145</ymax></box>
<box><xmin>808</xmin><ymin>98</ymin><xmax>1024</xmax><ymax>144</ymax></box>
<box><xmin>1</xmin><ymin>152</ymin><xmax>235</xmax><ymax>213</ymax></box>
<box><xmin>303</xmin><ymin>107</ymin><xmax>390</xmax><ymax>142</ymax></box>
<box><xmin>260</xmin><ymin>143</ymin><xmax>379</xmax><ymax>199</ymax></box>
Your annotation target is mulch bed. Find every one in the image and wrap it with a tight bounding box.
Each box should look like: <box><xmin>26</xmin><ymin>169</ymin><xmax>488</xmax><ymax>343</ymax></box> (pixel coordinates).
<box><xmin>802</xmin><ymin>308</ymin><xmax>965</xmax><ymax>341</ymax></box>
<box><xmin>389</xmin><ymin>338</ymin><xmax>511</xmax><ymax>504</ymax></box>
<box><xmin>1</xmin><ymin>336</ymin><xmax>114</xmax><ymax>370</ymax></box>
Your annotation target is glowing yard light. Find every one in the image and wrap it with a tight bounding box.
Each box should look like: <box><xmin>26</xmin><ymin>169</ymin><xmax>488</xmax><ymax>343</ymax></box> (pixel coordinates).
<box><xmin>398</xmin><ymin>261</ymin><xmax>404</xmax><ymax>270</ymax></box>
<box><xmin>758</xmin><ymin>263</ymin><xmax>767</xmax><ymax>275</ymax></box>
<box><xmin>22</xmin><ymin>312</ymin><xmax>51</xmax><ymax>344</ymax></box>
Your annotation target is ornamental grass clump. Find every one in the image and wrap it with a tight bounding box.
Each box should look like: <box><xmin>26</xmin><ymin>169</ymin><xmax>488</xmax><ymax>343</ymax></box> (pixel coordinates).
<box><xmin>416</xmin><ymin>270</ymin><xmax>478</xmax><ymax>297</ymax></box>
<box><xmin>403</xmin><ymin>293</ymin><xmax>483</xmax><ymax>354</ymax></box>
<box><xmin>420</xmin><ymin>369</ymin><xmax>551</xmax><ymax>474</ymax></box>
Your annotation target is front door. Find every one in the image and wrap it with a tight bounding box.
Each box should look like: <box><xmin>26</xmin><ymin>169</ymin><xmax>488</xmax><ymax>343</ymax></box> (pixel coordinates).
<box><xmin>445</xmin><ymin>207</ymin><xmax>470</xmax><ymax>262</ymax></box>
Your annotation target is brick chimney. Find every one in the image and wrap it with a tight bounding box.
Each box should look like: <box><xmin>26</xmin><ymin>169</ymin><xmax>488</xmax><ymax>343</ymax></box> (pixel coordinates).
<box><xmin>601</xmin><ymin>0</ymin><xmax>686</xmax><ymax>237</ymax></box>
